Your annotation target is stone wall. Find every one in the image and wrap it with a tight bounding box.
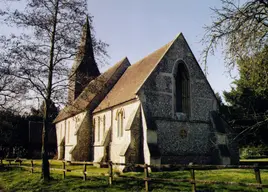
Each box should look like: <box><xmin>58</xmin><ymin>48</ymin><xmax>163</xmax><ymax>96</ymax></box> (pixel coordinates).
<box><xmin>156</xmin><ymin>120</ymin><xmax>214</xmax><ymax>164</ymax></box>
<box><xmin>140</xmin><ymin>34</ymin><xmax>217</xmax><ymax>122</ymax></box>
<box><xmin>92</xmin><ymin>109</ymin><xmax>111</xmax><ymax>162</ymax></box>
<box><xmin>93</xmin><ymin>100</ymin><xmax>141</xmax><ymax>168</ymax></box>
<box><xmin>139</xmin><ymin>34</ymin><xmax>218</xmax><ymax>164</ymax></box>
<box><xmin>55</xmin><ymin>111</ymin><xmax>90</xmax><ymax>161</ymax></box>
<box><xmin>109</xmin><ymin>101</ymin><xmax>140</xmax><ymax>164</ymax></box>
<box><xmin>72</xmin><ymin>111</ymin><xmax>91</xmax><ymax>161</ymax></box>
<box><xmin>125</xmin><ymin>106</ymin><xmax>144</xmax><ymax>170</ymax></box>
<box><xmin>55</xmin><ymin>121</ymin><xmax>66</xmax><ymax>160</ymax></box>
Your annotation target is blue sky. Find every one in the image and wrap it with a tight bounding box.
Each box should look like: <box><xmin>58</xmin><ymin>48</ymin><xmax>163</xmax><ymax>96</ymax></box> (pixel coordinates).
<box><xmin>0</xmin><ymin>0</ymin><xmax>238</xmax><ymax>97</ymax></box>
<box><xmin>88</xmin><ymin>0</ymin><xmax>238</xmax><ymax>96</ymax></box>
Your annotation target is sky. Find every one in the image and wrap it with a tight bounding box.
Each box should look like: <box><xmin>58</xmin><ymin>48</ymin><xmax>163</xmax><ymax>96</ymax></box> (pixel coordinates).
<box><xmin>0</xmin><ymin>0</ymin><xmax>238</xmax><ymax>98</ymax></box>
<box><xmin>87</xmin><ymin>0</ymin><xmax>238</xmax><ymax>96</ymax></box>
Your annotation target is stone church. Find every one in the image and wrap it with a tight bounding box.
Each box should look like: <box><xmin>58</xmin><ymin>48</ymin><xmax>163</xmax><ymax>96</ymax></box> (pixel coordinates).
<box><xmin>54</xmin><ymin>19</ymin><xmax>239</xmax><ymax>170</ymax></box>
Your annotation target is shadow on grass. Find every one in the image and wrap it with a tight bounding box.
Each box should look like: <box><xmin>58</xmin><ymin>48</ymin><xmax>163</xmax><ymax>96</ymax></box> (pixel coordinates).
<box><xmin>0</xmin><ymin>168</ymin><xmax>266</xmax><ymax>192</ymax></box>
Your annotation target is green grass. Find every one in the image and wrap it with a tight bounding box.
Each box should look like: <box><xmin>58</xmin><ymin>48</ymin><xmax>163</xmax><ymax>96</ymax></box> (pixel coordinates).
<box><xmin>1</xmin><ymin>160</ymin><xmax>268</xmax><ymax>192</ymax></box>
<box><xmin>240</xmin><ymin>158</ymin><xmax>268</xmax><ymax>162</ymax></box>
<box><xmin>16</xmin><ymin>159</ymin><xmax>108</xmax><ymax>176</ymax></box>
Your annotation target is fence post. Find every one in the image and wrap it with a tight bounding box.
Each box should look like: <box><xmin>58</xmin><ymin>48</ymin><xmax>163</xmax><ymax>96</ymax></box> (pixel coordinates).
<box><xmin>189</xmin><ymin>163</ymin><xmax>196</xmax><ymax>192</ymax></box>
<box><xmin>108</xmin><ymin>161</ymin><xmax>113</xmax><ymax>186</ymax></box>
<box><xmin>62</xmin><ymin>161</ymin><xmax>66</xmax><ymax>179</ymax></box>
<box><xmin>83</xmin><ymin>161</ymin><xmax>87</xmax><ymax>181</ymax></box>
<box><xmin>254</xmin><ymin>163</ymin><xmax>262</xmax><ymax>191</ymax></box>
<box><xmin>19</xmin><ymin>160</ymin><xmax>22</xmax><ymax>170</ymax></box>
<box><xmin>31</xmin><ymin>160</ymin><xmax>34</xmax><ymax>173</ymax></box>
<box><xmin>144</xmin><ymin>164</ymin><xmax>149</xmax><ymax>192</ymax></box>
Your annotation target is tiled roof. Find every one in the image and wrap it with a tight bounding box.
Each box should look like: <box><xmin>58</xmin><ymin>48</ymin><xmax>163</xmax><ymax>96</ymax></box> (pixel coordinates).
<box><xmin>54</xmin><ymin>57</ymin><xmax>129</xmax><ymax>123</ymax></box>
<box><xmin>94</xmin><ymin>40</ymin><xmax>174</xmax><ymax>113</ymax></box>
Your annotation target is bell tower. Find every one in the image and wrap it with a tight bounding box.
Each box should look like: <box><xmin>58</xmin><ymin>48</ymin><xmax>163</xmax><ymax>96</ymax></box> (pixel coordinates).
<box><xmin>68</xmin><ymin>17</ymin><xmax>100</xmax><ymax>104</ymax></box>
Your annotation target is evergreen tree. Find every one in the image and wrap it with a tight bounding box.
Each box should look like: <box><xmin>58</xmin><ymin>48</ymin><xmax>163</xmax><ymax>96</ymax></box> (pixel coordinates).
<box><xmin>223</xmin><ymin>47</ymin><xmax>268</xmax><ymax>146</ymax></box>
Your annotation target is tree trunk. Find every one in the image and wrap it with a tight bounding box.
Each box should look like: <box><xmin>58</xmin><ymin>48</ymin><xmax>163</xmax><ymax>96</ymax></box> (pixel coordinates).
<box><xmin>41</xmin><ymin>104</ymin><xmax>50</xmax><ymax>181</ymax></box>
<box><xmin>41</xmin><ymin>0</ymin><xmax>59</xmax><ymax>181</ymax></box>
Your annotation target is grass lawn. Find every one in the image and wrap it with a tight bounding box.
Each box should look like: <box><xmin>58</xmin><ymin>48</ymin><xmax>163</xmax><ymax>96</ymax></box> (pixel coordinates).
<box><xmin>240</xmin><ymin>158</ymin><xmax>268</xmax><ymax>162</ymax></box>
<box><xmin>0</xmin><ymin>160</ymin><xmax>268</xmax><ymax>192</ymax></box>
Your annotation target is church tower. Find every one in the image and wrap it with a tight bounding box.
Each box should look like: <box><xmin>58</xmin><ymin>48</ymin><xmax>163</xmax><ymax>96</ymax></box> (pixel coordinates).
<box><xmin>68</xmin><ymin>17</ymin><xmax>100</xmax><ymax>104</ymax></box>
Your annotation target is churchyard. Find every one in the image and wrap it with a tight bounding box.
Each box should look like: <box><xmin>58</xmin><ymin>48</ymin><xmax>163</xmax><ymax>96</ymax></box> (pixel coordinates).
<box><xmin>1</xmin><ymin>0</ymin><xmax>268</xmax><ymax>191</ymax></box>
<box><xmin>1</xmin><ymin>159</ymin><xmax>268</xmax><ymax>192</ymax></box>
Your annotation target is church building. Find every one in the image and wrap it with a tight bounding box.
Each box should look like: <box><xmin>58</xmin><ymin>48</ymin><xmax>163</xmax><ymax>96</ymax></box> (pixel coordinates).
<box><xmin>54</xmin><ymin>19</ymin><xmax>239</xmax><ymax>170</ymax></box>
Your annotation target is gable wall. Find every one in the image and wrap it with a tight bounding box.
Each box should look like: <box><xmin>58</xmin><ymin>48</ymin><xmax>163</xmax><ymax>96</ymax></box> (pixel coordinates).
<box><xmin>140</xmin><ymin>35</ymin><xmax>218</xmax><ymax>121</ymax></box>
<box><xmin>139</xmin><ymin>35</ymin><xmax>218</xmax><ymax>164</ymax></box>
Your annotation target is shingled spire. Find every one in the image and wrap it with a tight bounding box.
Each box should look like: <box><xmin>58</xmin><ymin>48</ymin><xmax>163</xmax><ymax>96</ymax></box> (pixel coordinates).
<box><xmin>68</xmin><ymin>17</ymin><xmax>100</xmax><ymax>104</ymax></box>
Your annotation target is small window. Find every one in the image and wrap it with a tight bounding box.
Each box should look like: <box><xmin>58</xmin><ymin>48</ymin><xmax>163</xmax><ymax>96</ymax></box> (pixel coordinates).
<box><xmin>97</xmin><ymin>116</ymin><xmax>100</xmax><ymax>142</ymax></box>
<box><xmin>116</xmin><ymin>109</ymin><xmax>125</xmax><ymax>137</ymax></box>
<box><xmin>60</xmin><ymin>124</ymin><xmax>62</xmax><ymax>140</ymax></box>
<box><xmin>120</xmin><ymin>113</ymin><xmax>123</xmax><ymax>137</ymax></box>
<box><xmin>67</xmin><ymin>121</ymin><xmax>70</xmax><ymax>143</ymax></box>
<box><xmin>103</xmin><ymin>115</ymin><xmax>106</xmax><ymax>137</ymax></box>
<box><xmin>93</xmin><ymin>118</ymin><xmax>95</xmax><ymax>129</ymax></box>
<box><xmin>93</xmin><ymin>118</ymin><xmax>96</xmax><ymax>142</ymax></box>
<box><xmin>175</xmin><ymin>63</ymin><xmax>190</xmax><ymax>115</ymax></box>
<box><xmin>117</xmin><ymin>114</ymin><xmax>120</xmax><ymax>137</ymax></box>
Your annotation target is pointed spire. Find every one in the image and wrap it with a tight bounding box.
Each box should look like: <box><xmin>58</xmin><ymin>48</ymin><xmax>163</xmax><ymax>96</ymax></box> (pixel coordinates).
<box><xmin>68</xmin><ymin>17</ymin><xmax>100</xmax><ymax>104</ymax></box>
<box><xmin>77</xmin><ymin>15</ymin><xmax>95</xmax><ymax>62</ymax></box>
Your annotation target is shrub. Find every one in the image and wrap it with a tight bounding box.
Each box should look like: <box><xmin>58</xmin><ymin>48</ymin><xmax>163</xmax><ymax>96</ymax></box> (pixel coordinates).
<box><xmin>240</xmin><ymin>145</ymin><xmax>268</xmax><ymax>159</ymax></box>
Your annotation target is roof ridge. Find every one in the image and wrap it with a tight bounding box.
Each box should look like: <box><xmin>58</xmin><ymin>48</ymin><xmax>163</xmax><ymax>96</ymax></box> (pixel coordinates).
<box><xmin>93</xmin><ymin>34</ymin><xmax>181</xmax><ymax>112</ymax></box>
<box><xmin>130</xmin><ymin>40</ymin><xmax>174</xmax><ymax>68</ymax></box>
<box><xmin>54</xmin><ymin>57</ymin><xmax>130</xmax><ymax>123</ymax></box>
<box><xmin>84</xmin><ymin>57</ymin><xmax>130</xmax><ymax>108</ymax></box>
<box><xmin>134</xmin><ymin>34</ymin><xmax>180</xmax><ymax>94</ymax></box>
<box><xmin>74</xmin><ymin>57</ymin><xmax>129</xmax><ymax>102</ymax></box>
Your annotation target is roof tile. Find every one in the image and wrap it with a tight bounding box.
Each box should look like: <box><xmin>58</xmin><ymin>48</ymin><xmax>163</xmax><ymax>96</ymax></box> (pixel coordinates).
<box><xmin>54</xmin><ymin>57</ymin><xmax>129</xmax><ymax>123</ymax></box>
<box><xmin>94</xmin><ymin>40</ymin><xmax>174</xmax><ymax>112</ymax></box>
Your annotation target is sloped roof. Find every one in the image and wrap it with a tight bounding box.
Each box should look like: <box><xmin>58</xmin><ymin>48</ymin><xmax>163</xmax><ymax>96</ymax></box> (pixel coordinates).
<box><xmin>54</xmin><ymin>57</ymin><xmax>129</xmax><ymax>123</ymax></box>
<box><xmin>94</xmin><ymin>39</ymin><xmax>175</xmax><ymax>113</ymax></box>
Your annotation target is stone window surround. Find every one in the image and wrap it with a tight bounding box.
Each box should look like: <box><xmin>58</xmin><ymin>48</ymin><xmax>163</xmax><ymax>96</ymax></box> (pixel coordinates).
<box><xmin>97</xmin><ymin>116</ymin><xmax>101</xmax><ymax>141</ymax></box>
<box><xmin>115</xmin><ymin>108</ymin><xmax>125</xmax><ymax>137</ymax></box>
<box><xmin>93</xmin><ymin>118</ymin><xmax>96</xmax><ymax>142</ymax></box>
<box><xmin>171</xmin><ymin>59</ymin><xmax>192</xmax><ymax>119</ymax></box>
<box><xmin>60</xmin><ymin>124</ymin><xmax>62</xmax><ymax>142</ymax></box>
<box><xmin>103</xmin><ymin>115</ymin><xmax>106</xmax><ymax>138</ymax></box>
<box><xmin>93</xmin><ymin>115</ymin><xmax>107</xmax><ymax>143</ymax></box>
<box><xmin>67</xmin><ymin>121</ymin><xmax>70</xmax><ymax>144</ymax></box>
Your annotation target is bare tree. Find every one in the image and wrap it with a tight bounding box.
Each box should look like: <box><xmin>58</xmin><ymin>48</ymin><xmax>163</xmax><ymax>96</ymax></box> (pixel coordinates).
<box><xmin>202</xmin><ymin>0</ymin><xmax>268</xmax><ymax>69</ymax></box>
<box><xmin>0</xmin><ymin>0</ymin><xmax>107</xmax><ymax>181</ymax></box>
<box><xmin>0</xmin><ymin>37</ymin><xmax>27</xmax><ymax>111</ymax></box>
<box><xmin>0</xmin><ymin>65</ymin><xmax>25</xmax><ymax>110</ymax></box>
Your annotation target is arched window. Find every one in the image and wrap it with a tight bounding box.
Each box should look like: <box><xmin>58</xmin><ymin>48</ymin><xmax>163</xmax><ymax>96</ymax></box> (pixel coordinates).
<box><xmin>60</xmin><ymin>124</ymin><xmax>62</xmax><ymax>140</ymax></box>
<box><xmin>120</xmin><ymin>113</ymin><xmax>123</xmax><ymax>137</ymax></box>
<box><xmin>97</xmin><ymin>116</ymin><xmax>101</xmax><ymax>141</ymax></box>
<box><xmin>103</xmin><ymin>115</ymin><xmax>106</xmax><ymax>137</ymax></box>
<box><xmin>67</xmin><ymin>121</ymin><xmax>70</xmax><ymax>143</ymax></box>
<box><xmin>116</xmin><ymin>108</ymin><xmax>125</xmax><ymax>137</ymax></box>
<box><xmin>93</xmin><ymin>118</ymin><xmax>95</xmax><ymax>129</ymax></box>
<box><xmin>93</xmin><ymin>118</ymin><xmax>96</xmax><ymax>141</ymax></box>
<box><xmin>175</xmin><ymin>63</ymin><xmax>190</xmax><ymax>115</ymax></box>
